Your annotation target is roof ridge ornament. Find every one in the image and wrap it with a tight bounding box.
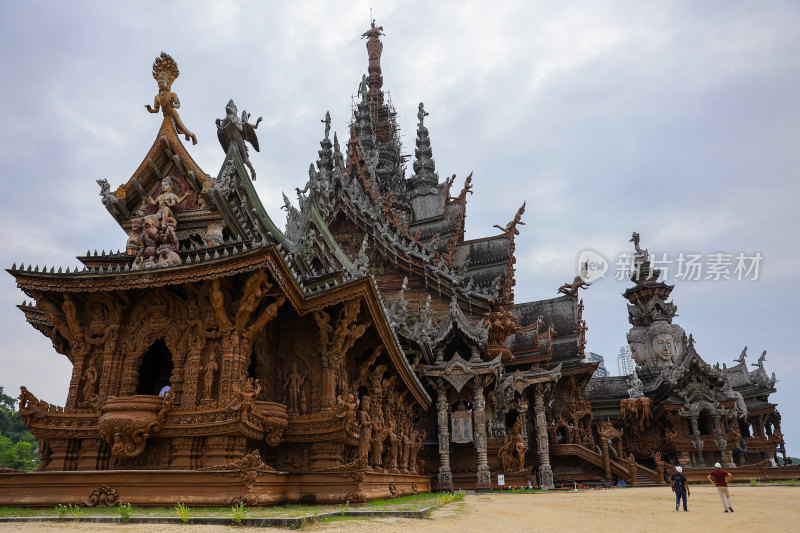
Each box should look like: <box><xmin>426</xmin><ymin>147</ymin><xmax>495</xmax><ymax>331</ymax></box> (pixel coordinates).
<box><xmin>145</xmin><ymin>52</ymin><xmax>197</xmax><ymax>145</ymax></box>
<box><xmin>216</xmin><ymin>99</ymin><xmax>262</xmax><ymax>180</ymax></box>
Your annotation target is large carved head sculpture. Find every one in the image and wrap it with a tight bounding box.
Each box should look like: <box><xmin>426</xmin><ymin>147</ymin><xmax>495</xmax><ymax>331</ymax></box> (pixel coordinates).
<box><xmin>647</xmin><ymin>321</ymin><xmax>685</xmax><ymax>369</ymax></box>
<box><xmin>628</xmin><ymin>321</ymin><xmax>685</xmax><ymax>369</ymax></box>
<box><xmin>626</xmin><ymin>327</ymin><xmax>647</xmax><ymax>366</ymax></box>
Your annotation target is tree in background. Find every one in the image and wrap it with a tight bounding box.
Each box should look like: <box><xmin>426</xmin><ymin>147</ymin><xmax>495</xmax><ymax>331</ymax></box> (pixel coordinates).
<box><xmin>0</xmin><ymin>386</ymin><xmax>39</xmax><ymax>471</ymax></box>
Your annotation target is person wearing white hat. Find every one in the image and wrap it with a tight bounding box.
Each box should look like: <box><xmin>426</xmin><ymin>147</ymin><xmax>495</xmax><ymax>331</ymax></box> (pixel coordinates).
<box><xmin>708</xmin><ymin>462</ymin><xmax>734</xmax><ymax>512</ymax></box>
<box><xmin>670</xmin><ymin>465</ymin><xmax>690</xmax><ymax>511</ymax></box>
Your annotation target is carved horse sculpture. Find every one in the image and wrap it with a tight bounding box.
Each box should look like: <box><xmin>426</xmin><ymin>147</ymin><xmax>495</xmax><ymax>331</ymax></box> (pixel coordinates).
<box><xmin>619</xmin><ymin>397</ymin><xmax>653</xmax><ymax>432</ymax></box>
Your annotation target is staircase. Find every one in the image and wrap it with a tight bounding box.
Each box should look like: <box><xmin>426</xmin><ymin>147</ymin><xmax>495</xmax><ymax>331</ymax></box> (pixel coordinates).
<box><xmin>552</xmin><ymin>443</ymin><xmax>664</xmax><ymax>486</ymax></box>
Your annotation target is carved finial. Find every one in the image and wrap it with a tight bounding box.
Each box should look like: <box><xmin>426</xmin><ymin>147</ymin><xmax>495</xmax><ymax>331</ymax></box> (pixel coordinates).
<box><xmin>145</xmin><ymin>52</ymin><xmax>197</xmax><ymax>145</ymax></box>
<box><xmin>417</xmin><ymin>102</ymin><xmax>428</xmax><ymax>126</ymax></box>
<box><xmin>322</xmin><ymin>111</ymin><xmax>331</xmax><ymax>140</ymax></box>
<box><xmin>493</xmin><ymin>202</ymin><xmax>526</xmax><ymax>236</ymax></box>
<box><xmin>630</xmin><ymin>231</ymin><xmax>641</xmax><ymax>252</ymax></box>
<box><xmin>361</xmin><ymin>20</ymin><xmax>385</xmax><ymax>107</ymax></box>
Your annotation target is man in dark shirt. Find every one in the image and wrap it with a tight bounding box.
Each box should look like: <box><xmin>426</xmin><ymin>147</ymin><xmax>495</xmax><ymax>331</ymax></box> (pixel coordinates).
<box><xmin>671</xmin><ymin>465</ymin><xmax>690</xmax><ymax>511</ymax></box>
<box><xmin>707</xmin><ymin>462</ymin><xmax>734</xmax><ymax>512</ymax></box>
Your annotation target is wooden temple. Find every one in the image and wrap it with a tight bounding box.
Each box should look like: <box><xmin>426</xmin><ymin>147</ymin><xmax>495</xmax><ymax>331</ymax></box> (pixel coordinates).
<box><xmin>1</xmin><ymin>23</ymin><xmax>793</xmax><ymax>507</ymax></box>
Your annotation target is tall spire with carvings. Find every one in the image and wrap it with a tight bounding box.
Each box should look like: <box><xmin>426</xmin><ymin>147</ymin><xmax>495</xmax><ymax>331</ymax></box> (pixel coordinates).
<box><xmin>358</xmin><ymin>20</ymin><xmax>404</xmax><ymax>198</ymax></box>
<box><xmin>410</xmin><ymin>102</ymin><xmax>438</xmax><ymax>195</ymax></box>
<box><xmin>362</xmin><ymin>21</ymin><xmax>385</xmax><ymax>110</ymax></box>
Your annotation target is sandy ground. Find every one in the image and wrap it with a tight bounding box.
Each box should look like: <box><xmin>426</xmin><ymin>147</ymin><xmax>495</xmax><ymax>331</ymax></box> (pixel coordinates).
<box><xmin>1</xmin><ymin>485</ymin><xmax>798</xmax><ymax>533</ymax></box>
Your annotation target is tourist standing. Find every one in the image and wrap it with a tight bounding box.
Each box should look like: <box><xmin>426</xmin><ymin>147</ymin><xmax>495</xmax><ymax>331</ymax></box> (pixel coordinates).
<box><xmin>670</xmin><ymin>466</ymin><xmax>690</xmax><ymax>511</ymax></box>
<box><xmin>707</xmin><ymin>462</ymin><xmax>734</xmax><ymax>512</ymax></box>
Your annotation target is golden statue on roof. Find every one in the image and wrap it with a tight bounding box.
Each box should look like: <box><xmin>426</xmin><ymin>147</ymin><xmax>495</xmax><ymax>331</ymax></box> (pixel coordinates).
<box><xmin>145</xmin><ymin>52</ymin><xmax>197</xmax><ymax>145</ymax></box>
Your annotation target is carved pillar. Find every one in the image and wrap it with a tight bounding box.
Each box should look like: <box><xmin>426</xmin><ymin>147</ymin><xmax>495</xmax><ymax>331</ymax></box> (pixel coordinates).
<box><xmin>219</xmin><ymin>330</ymin><xmax>239</xmax><ymax>399</ymax></box>
<box><xmin>76</xmin><ymin>438</ymin><xmax>102</xmax><ymax>470</ymax></box>
<box><xmin>182</xmin><ymin>341</ymin><xmax>205</xmax><ymax>407</ymax></box>
<box><xmin>65</xmin><ymin>354</ymin><xmax>86</xmax><ymax>411</ymax></box>
<box><xmin>473</xmin><ymin>382</ymin><xmax>491</xmax><ymax>493</ymax></box>
<box><xmin>436</xmin><ymin>385</ymin><xmax>453</xmax><ymax>491</ymax></box>
<box><xmin>170</xmin><ymin>437</ymin><xmax>194</xmax><ymax>469</ymax></box>
<box><xmin>320</xmin><ymin>360</ymin><xmax>336</xmax><ymax>410</ymax></box>
<box><xmin>711</xmin><ymin>414</ymin><xmax>729</xmax><ymax>468</ymax></box>
<box><xmin>47</xmin><ymin>439</ymin><xmax>70</xmax><ymax>471</ymax></box>
<box><xmin>518</xmin><ymin>397</ymin><xmax>530</xmax><ymax>448</ymax></box>
<box><xmin>534</xmin><ymin>383</ymin><xmax>553</xmax><ymax>489</ymax></box>
<box><xmin>601</xmin><ymin>439</ymin><xmax>612</xmax><ymax>481</ymax></box>
<box><xmin>690</xmin><ymin>416</ymin><xmax>705</xmax><ymax>467</ymax></box>
<box><xmin>98</xmin><ymin>346</ymin><xmax>117</xmax><ymax>400</ymax></box>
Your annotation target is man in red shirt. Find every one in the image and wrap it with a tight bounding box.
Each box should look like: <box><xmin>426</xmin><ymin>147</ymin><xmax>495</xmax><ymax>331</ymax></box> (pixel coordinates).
<box><xmin>707</xmin><ymin>462</ymin><xmax>734</xmax><ymax>512</ymax></box>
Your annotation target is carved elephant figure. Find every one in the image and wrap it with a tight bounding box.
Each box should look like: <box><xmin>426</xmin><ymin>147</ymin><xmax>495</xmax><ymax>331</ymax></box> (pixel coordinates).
<box><xmin>620</xmin><ymin>397</ymin><xmax>653</xmax><ymax>432</ymax></box>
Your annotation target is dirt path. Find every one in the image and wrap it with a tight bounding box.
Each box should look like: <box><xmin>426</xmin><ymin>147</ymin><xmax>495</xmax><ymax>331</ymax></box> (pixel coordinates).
<box><xmin>2</xmin><ymin>485</ymin><xmax>797</xmax><ymax>532</ymax></box>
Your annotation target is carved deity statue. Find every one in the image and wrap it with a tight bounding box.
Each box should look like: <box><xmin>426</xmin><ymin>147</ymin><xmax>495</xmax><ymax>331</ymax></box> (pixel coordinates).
<box><xmin>232</xmin><ymin>377</ymin><xmax>261</xmax><ymax>414</ymax></box>
<box><xmin>82</xmin><ymin>366</ymin><xmax>98</xmax><ymax>401</ymax></box>
<box><xmin>498</xmin><ymin>420</ymin><xmax>526</xmax><ymax>472</ymax></box>
<box><xmin>216</xmin><ymin>99</ymin><xmax>262</xmax><ymax>180</ymax></box>
<box><xmin>282</xmin><ymin>362</ymin><xmax>306</xmax><ymax>413</ymax></box>
<box><xmin>146</xmin><ymin>177</ymin><xmax>190</xmax><ymax>230</ymax></box>
<box><xmin>370</xmin><ymin>403</ymin><xmax>386</xmax><ymax>471</ymax></box>
<box><xmin>145</xmin><ymin>53</ymin><xmax>197</xmax><ymax>144</ymax></box>
<box><xmin>410</xmin><ymin>429</ymin><xmax>425</xmax><ymax>474</ymax></box>
<box><xmin>626</xmin><ymin>369</ymin><xmax>644</xmax><ymax>399</ymax></box>
<box><xmin>417</xmin><ymin>102</ymin><xmax>428</xmax><ymax>126</ymax></box>
<box><xmin>357</xmin><ymin>396</ymin><xmax>372</xmax><ymax>459</ymax></box>
<box><xmin>202</xmin><ymin>354</ymin><xmax>218</xmax><ymax>400</ymax></box>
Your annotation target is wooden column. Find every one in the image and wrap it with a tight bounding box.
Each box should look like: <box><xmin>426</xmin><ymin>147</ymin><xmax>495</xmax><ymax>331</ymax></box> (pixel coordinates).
<box><xmin>534</xmin><ymin>383</ymin><xmax>553</xmax><ymax>489</ymax></box>
<box><xmin>473</xmin><ymin>381</ymin><xmax>491</xmax><ymax>493</ymax></box>
<box><xmin>436</xmin><ymin>385</ymin><xmax>453</xmax><ymax>491</ymax></box>
<box><xmin>601</xmin><ymin>439</ymin><xmax>612</xmax><ymax>481</ymax></box>
<box><xmin>690</xmin><ymin>416</ymin><xmax>705</xmax><ymax>467</ymax></box>
<box><xmin>181</xmin><ymin>340</ymin><xmax>204</xmax><ymax>407</ymax></box>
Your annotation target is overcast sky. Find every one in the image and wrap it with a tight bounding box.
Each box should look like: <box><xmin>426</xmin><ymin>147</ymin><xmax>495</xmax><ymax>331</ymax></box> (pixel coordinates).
<box><xmin>1</xmin><ymin>1</ymin><xmax>798</xmax><ymax>452</ymax></box>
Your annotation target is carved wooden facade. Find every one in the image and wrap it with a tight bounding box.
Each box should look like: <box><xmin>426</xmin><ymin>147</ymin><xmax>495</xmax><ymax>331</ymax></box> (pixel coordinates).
<box><xmin>3</xmin><ymin>22</ymin><xmax>792</xmax><ymax>506</ymax></box>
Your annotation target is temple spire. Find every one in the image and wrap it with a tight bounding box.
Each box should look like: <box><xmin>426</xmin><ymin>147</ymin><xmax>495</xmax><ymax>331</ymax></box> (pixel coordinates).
<box><xmin>317</xmin><ymin>111</ymin><xmax>333</xmax><ymax>173</ymax></box>
<box><xmin>361</xmin><ymin>20</ymin><xmax>385</xmax><ymax>108</ymax></box>
<box><xmin>410</xmin><ymin>102</ymin><xmax>438</xmax><ymax>195</ymax></box>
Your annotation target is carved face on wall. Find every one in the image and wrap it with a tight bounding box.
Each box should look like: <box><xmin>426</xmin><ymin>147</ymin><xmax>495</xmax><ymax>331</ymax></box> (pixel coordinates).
<box><xmin>653</xmin><ymin>333</ymin><xmax>676</xmax><ymax>365</ymax></box>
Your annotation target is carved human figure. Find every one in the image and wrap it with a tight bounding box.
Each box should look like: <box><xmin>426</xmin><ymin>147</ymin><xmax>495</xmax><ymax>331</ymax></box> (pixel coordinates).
<box><xmin>300</xmin><ymin>390</ymin><xmax>308</xmax><ymax>415</ymax></box>
<box><xmin>388</xmin><ymin>418</ymin><xmax>401</xmax><ymax>472</ymax></box>
<box><xmin>627</xmin><ymin>369</ymin><xmax>644</xmax><ymax>399</ymax></box>
<box><xmin>210</xmin><ymin>279</ymin><xmax>233</xmax><ymax>331</ymax></box>
<box><xmin>335</xmin><ymin>390</ymin><xmax>358</xmax><ymax>428</ymax></box>
<box><xmin>145</xmin><ymin>53</ymin><xmax>197</xmax><ymax>144</ymax></box>
<box><xmin>202</xmin><ymin>354</ymin><xmax>218</xmax><ymax>400</ymax></box>
<box><xmin>370</xmin><ymin>404</ymin><xmax>386</xmax><ymax>471</ymax></box>
<box><xmin>401</xmin><ymin>422</ymin><xmax>412</xmax><ymax>473</ymax></box>
<box><xmin>282</xmin><ymin>362</ymin><xmax>306</xmax><ymax>413</ymax></box>
<box><xmin>82</xmin><ymin>366</ymin><xmax>98</xmax><ymax>401</ymax></box>
<box><xmin>61</xmin><ymin>294</ymin><xmax>81</xmax><ymax>341</ymax></box>
<box><xmin>233</xmin><ymin>377</ymin><xmax>261</xmax><ymax>414</ymax></box>
<box><xmin>146</xmin><ymin>177</ymin><xmax>190</xmax><ymax>229</ymax></box>
<box><xmin>357</xmin><ymin>396</ymin><xmax>372</xmax><ymax>459</ymax></box>
<box><xmin>417</xmin><ymin>102</ymin><xmax>428</xmax><ymax>126</ymax></box>
<box><xmin>410</xmin><ymin>429</ymin><xmax>425</xmax><ymax>474</ymax></box>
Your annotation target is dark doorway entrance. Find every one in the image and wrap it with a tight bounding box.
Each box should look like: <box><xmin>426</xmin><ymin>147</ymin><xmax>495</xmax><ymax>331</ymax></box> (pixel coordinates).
<box><xmin>136</xmin><ymin>338</ymin><xmax>174</xmax><ymax>395</ymax></box>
